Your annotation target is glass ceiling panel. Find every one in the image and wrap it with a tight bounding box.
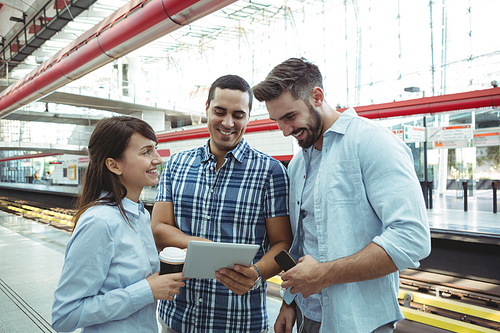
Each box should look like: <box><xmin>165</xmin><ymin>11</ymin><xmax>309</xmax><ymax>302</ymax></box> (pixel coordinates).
<box><xmin>6</xmin><ymin>0</ymin><xmax>500</xmax><ymax>118</ymax></box>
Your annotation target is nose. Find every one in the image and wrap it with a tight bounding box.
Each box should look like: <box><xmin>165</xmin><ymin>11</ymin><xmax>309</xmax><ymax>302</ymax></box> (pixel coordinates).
<box><xmin>278</xmin><ymin>121</ymin><xmax>293</xmax><ymax>137</ymax></box>
<box><xmin>152</xmin><ymin>150</ymin><xmax>163</xmax><ymax>165</ymax></box>
<box><xmin>221</xmin><ymin>114</ymin><xmax>234</xmax><ymax>128</ymax></box>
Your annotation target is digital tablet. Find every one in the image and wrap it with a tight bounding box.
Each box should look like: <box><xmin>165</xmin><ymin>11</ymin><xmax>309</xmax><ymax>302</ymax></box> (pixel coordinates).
<box><xmin>183</xmin><ymin>241</ymin><xmax>260</xmax><ymax>279</ymax></box>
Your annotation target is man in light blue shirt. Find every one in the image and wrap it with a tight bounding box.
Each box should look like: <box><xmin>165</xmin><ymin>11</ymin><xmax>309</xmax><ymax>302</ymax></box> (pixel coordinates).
<box><xmin>253</xmin><ymin>58</ymin><xmax>431</xmax><ymax>333</ymax></box>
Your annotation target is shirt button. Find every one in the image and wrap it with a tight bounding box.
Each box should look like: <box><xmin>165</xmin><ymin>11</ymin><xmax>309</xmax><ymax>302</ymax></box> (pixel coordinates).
<box><xmin>297</xmin><ymin>201</ymin><xmax>300</xmax><ymax>205</ymax></box>
<box><xmin>210</xmin><ymin>167</ymin><xmax>214</xmax><ymax>171</ymax></box>
<box><xmin>210</xmin><ymin>188</ymin><xmax>214</xmax><ymax>193</ymax></box>
<box><xmin>207</xmin><ymin>215</ymin><xmax>210</xmax><ymax>220</ymax></box>
<box><xmin>198</xmin><ymin>298</ymin><xmax>203</xmax><ymax>303</ymax></box>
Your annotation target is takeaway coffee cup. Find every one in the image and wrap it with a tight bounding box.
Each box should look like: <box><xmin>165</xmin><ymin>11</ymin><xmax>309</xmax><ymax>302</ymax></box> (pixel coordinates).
<box><xmin>159</xmin><ymin>247</ymin><xmax>186</xmax><ymax>275</ymax></box>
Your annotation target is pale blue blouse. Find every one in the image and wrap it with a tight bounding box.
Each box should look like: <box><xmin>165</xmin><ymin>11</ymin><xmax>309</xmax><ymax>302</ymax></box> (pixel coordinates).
<box><xmin>52</xmin><ymin>197</ymin><xmax>160</xmax><ymax>332</ymax></box>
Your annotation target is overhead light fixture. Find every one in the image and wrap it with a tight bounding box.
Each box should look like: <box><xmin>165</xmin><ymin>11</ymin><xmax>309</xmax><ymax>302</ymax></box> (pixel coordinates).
<box><xmin>404</xmin><ymin>86</ymin><xmax>420</xmax><ymax>93</ymax></box>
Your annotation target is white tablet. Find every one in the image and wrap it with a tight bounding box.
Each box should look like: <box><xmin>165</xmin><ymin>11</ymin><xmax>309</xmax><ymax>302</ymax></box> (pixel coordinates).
<box><xmin>183</xmin><ymin>241</ymin><xmax>260</xmax><ymax>279</ymax></box>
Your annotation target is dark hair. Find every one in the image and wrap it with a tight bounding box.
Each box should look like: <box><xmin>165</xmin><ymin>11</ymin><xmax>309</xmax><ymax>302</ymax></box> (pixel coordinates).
<box><xmin>207</xmin><ymin>74</ymin><xmax>253</xmax><ymax>112</ymax></box>
<box><xmin>72</xmin><ymin>116</ymin><xmax>158</xmax><ymax>231</ymax></box>
<box><xmin>252</xmin><ymin>57</ymin><xmax>323</xmax><ymax>102</ymax></box>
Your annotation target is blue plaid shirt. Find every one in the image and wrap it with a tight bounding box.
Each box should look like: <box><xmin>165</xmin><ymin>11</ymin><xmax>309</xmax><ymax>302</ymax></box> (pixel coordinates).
<box><xmin>155</xmin><ymin>138</ymin><xmax>289</xmax><ymax>333</ymax></box>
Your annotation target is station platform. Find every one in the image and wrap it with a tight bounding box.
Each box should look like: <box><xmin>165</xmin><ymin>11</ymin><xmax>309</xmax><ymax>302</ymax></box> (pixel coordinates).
<box><xmin>1</xmin><ymin>203</ymin><xmax>495</xmax><ymax>332</ymax></box>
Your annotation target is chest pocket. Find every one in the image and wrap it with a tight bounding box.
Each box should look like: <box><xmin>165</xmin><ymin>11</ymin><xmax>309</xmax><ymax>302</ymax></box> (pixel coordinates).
<box><xmin>325</xmin><ymin>159</ymin><xmax>362</xmax><ymax>205</ymax></box>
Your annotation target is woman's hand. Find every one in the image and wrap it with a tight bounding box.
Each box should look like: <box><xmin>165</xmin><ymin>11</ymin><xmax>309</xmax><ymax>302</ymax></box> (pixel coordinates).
<box><xmin>146</xmin><ymin>272</ymin><xmax>186</xmax><ymax>301</ymax></box>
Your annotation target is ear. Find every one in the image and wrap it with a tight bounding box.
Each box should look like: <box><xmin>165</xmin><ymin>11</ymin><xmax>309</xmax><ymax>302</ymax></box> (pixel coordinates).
<box><xmin>311</xmin><ymin>87</ymin><xmax>325</xmax><ymax>107</ymax></box>
<box><xmin>106</xmin><ymin>157</ymin><xmax>123</xmax><ymax>176</ymax></box>
<box><xmin>205</xmin><ymin>100</ymin><xmax>210</xmax><ymax>117</ymax></box>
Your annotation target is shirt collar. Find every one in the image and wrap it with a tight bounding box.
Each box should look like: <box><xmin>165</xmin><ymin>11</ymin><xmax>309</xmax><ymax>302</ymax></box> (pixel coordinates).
<box><xmin>122</xmin><ymin>196</ymin><xmax>145</xmax><ymax>216</ymax></box>
<box><xmin>325</xmin><ymin>107</ymin><xmax>357</xmax><ymax>136</ymax></box>
<box><xmin>201</xmin><ymin>138</ymin><xmax>249</xmax><ymax>164</ymax></box>
<box><xmin>302</xmin><ymin>108</ymin><xmax>357</xmax><ymax>156</ymax></box>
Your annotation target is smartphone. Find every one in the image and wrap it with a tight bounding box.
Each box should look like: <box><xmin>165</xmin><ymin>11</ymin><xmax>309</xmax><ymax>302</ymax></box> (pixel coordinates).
<box><xmin>274</xmin><ymin>250</ymin><xmax>297</xmax><ymax>272</ymax></box>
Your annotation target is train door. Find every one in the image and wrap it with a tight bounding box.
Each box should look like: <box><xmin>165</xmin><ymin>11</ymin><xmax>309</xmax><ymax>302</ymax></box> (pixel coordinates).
<box><xmin>78</xmin><ymin>167</ymin><xmax>86</xmax><ymax>185</ymax></box>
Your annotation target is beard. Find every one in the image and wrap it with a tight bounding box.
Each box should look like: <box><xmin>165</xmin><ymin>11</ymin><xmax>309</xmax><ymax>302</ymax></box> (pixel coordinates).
<box><xmin>295</xmin><ymin>103</ymin><xmax>323</xmax><ymax>149</ymax></box>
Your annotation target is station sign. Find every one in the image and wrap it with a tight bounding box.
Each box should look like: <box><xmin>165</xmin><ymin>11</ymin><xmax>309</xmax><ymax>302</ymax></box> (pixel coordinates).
<box><xmin>474</xmin><ymin>132</ymin><xmax>500</xmax><ymax>147</ymax></box>
<box><xmin>392</xmin><ymin>129</ymin><xmax>403</xmax><ymax>141</ymax></box>
<box><xmin>430</xmin><ymin>124</ymin><xmax>472</xmax><ymax>148</ymax></box>
<box><xmin>403</xmin><ymin>126</ymin><xmax>426</xmax><ymax>142</ymax></box>
<box><xmin>427</xmin><ymin>127</ymin><xmax>442</xmax><ymax>142</ymax></box>
<box><xmin>440</xmin><ymin>124</ymin><xmax>472</xmax><ymax>148</ymax></box>
<box><xmin>442</xmin><ymin>124</ymin><xmax>473</xmax><ymax>141</ymax></box>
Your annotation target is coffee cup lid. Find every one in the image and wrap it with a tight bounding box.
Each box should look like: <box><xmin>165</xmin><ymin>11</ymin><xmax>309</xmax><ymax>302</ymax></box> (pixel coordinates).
<box><xmin>159</xmin><ymin>247</ymin><xmax>186</xmax><ymax>263</ymax></box>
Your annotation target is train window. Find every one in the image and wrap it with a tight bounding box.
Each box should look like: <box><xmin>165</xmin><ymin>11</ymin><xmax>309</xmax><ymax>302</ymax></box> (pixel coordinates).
<box><xmin>63</xmin><ymin>168</ymin><xmax>67</xmax><ymax>177</ymax></box>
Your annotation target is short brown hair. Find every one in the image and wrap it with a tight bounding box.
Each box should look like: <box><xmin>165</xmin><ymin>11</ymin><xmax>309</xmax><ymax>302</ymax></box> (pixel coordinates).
<box><xmin>207</xmin><ymin>74</ymin><xmax>253</xmax><ymax>112</ymax></box>
<box><xmin>253</xmin><ymin>58</ymin><xmax>323</xmax><ymax>102</ymax></box>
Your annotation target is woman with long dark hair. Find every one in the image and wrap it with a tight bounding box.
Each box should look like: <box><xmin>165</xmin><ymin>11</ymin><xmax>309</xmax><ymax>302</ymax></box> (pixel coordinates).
<box><xmin>52</xmin><ymin>116</ymin><xmax>184</xmax><ymax>332</ymax></box>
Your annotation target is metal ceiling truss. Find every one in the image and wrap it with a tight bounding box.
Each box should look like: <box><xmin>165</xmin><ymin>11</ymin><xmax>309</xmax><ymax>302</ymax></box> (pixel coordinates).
<box><xmin>0</xmin><ymin>0</ymin><xmax>98</xmax><ymax>79</ymax></box>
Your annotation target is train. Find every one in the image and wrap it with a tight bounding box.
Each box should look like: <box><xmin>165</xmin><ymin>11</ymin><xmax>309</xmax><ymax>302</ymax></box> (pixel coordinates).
<box><xmin>49</xmin><ymin>116</ymin><xmax>297</xmax><ymax>186</ymax></box>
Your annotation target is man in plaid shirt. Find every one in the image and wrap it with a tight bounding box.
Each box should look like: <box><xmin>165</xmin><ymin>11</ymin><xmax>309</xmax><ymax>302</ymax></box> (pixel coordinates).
<box><xmin>152</xmin><ymin>74</ymin><xmax>292</xmax><ymax>333</ymax></box>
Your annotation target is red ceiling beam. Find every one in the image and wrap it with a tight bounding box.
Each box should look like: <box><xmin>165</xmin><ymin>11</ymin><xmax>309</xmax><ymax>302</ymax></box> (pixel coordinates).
<box><xmin>349</xmin><ymin>87</ymin><xmax>500</xmax><ymax>119</ymax></box>
<box><xmin>0</xmin><ymin>0</ymin><xmax>237</xmax><ymax>117</ymax></box>
<box><xmin>0</xmin><ymin>152</ymin><xmax>62</xmax><ymax>163</ymax></box>
<box><xmin>156</xmin><ymin>87</ymin><xmax>500</xmax><ymax>143</ymax></box>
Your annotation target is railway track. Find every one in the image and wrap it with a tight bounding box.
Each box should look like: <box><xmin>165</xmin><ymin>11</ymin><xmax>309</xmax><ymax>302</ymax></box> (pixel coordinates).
<box><xmin>0</xmin><ymin>197</ymin><xmax>74</xmax><ymax>231</ymax></box>
<box><xmin>267</xmin><ymin>271</ymin><xmax>500</xmax><ymax>332</ymax></box>
<box><xmin>399</xmin><ymin>270</ymin><xmax>499</xmax><ymax>332</ymax></box>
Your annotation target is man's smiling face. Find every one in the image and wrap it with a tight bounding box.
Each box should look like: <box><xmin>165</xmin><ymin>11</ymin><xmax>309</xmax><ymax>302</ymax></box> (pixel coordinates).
<box><xmin>206</xmin><ymin>87</ymin><xmax>250</xmax><ymax>155</ymax></box>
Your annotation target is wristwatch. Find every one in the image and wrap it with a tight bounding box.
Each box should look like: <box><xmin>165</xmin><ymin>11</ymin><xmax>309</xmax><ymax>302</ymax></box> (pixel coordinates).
<box><xmin>250</xmin><ymin>264</ymin><xmax>262</xmax><ymax>290</ymax></box>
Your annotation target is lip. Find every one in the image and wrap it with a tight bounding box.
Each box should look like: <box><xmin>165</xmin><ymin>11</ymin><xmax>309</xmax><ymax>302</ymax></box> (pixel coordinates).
<box><xmin>291</xmin><ymin>129</ymin><xmax>306</xmax><ymax>141</ymax></box>
<box><xmin>218</xmin><ymin>128</ymin><xmax>234</xmax><ymax>136</ymax></box>
<box><xmin>146</xmin><ymin>168</ymin><xmax>158</xmax><ymax>175</ymax></box>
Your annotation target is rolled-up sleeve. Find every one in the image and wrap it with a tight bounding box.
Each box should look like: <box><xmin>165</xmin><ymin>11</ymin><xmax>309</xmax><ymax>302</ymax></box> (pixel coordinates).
<box><xmin>361</xmin><ymin>127</ymin><xmax>431</xmax><ymax>270</ymax></box>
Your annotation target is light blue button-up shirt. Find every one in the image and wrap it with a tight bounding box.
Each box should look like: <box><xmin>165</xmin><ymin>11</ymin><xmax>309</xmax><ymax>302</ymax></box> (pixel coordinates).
<box><xmin>284</xmin><ymin>108</ymin><xmax>431</xmax><ymax>332</ymax></box>
<box><xmin>52</xmin><ymin>198</ymin><xmax>159</xmax><ymax>333</ymax></box>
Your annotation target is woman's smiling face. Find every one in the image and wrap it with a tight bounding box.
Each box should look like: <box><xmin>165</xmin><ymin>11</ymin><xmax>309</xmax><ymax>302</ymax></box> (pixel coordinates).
<box><xmin>113</xmin><ymin>132</ymin><xmax>162</xmax><ymax>201</ymax></box>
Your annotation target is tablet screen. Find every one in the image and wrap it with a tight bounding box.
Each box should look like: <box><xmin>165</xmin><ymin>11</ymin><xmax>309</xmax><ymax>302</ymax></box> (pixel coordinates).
<box><xmin>183</xmin><ymin>241</ymin><xmax>260</xmax><ymax>279</ymax></box>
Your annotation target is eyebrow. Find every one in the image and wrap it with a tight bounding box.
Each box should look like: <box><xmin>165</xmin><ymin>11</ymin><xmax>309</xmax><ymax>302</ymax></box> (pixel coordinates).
<box><xmin>270</xmin><ymin>111</ymin><xmax>295</xmax><ymax>122</ymax></box>
<box><xmin>140</xmin><ymin>143</ymin><xmax>156</xmax><ymax>150</ymax></box>
<box><xmin>214</xmin><ymin>106</ymin><xmax>247</xmax><ymax>115</ymax></box>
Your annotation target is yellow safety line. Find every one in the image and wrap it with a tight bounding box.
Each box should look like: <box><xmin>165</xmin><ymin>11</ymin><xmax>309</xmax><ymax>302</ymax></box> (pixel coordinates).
<box><xmin>267</xmin><ymin>275</ymin><xmax>282</xmax><ymax>285</ymax></box>
<box><xmin>401</xmin><ymin>306</ymin><xmax>498</xmax><ymax>333</ymax></box>
<box><xmin>0</xmin><ymin>203</ymin><xmax>73</xmax><ymax>226</ymax></box>
<box><xmin>21</xmin><ymin>204</ymin><xmax>73</xmax><ymax>220</ymax></box>
<box><xmin>399</xmin><ymin>291</ymin><xmax>500</xmax><ymax>322</ymax></box>
<box><xmin>268</xmin><ymin>280</ymin><xmax>499</xmax><ymax>331</ymax></box>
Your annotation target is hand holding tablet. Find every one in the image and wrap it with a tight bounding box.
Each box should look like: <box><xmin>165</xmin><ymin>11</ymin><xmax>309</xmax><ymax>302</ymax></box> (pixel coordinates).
<box><xmin>183</xmin><ymin>241</ymin><xmax>259</xmax><ymax>279</ymax></box>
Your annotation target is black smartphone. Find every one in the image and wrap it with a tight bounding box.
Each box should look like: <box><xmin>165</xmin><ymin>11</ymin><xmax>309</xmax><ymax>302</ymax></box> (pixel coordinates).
<box><xmin>274</xmin><ymin>250</ymin><xmax>297</xmax><ymax>272</ymax></box>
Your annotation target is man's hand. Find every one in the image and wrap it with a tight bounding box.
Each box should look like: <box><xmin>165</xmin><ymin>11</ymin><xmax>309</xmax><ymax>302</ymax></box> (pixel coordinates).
<box><xmin>280</xmin><ymin>255</ymin><xmax>325</xmax><ymax>298</ymax></box>
<box><xmin>215</xmin><ymin>264</ymin><xmax>258</xmax><ymax>295</ymax></box>
<box><xmin>274</xmin><ymin>301</ymin><xmax>296</xmax><ymax>333</ymax></box>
